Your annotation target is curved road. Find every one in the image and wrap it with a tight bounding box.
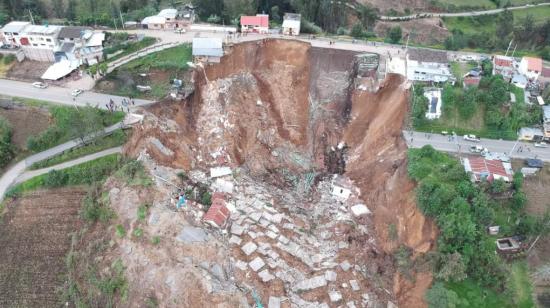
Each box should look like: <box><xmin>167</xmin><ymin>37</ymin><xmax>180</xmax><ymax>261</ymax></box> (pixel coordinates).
<box><xmin>0</xmin><ymin>122</ymin><xmax>124</xmax><ymax>202</ymax></box>
<box><xmin>15</xmin><ymin>146</ymin><xmax>122</xmax><ymax>184</ymax></box>
<box><xmin>380</xmin><ymin>2</ymin><xmax>550</xmax><ymax>20</ymax></box>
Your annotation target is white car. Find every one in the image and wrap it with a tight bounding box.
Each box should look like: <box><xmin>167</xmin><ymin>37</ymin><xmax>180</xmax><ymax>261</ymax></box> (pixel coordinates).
<box><xmin>463</xmin><ymin>134</ymin><xmax>481</xmax><ymax>142</ymax></box>
<box><xmin>469</xmin><ymin>145</ymin><xmax>488</xmax><ymax>154</ymax></box>
<box><xmin>32</xmin><ymin>82</ymin><xmax>48</xmax><ymax>89</ymax></box>
<box><xmin>534</xmin><ymin>142</ymin><xmax>548</xmax><ymax>148</ymax></box>
<box><xmin>71</xmin><ymin>89</ymin><xmax>83</xmax><ymax>97</ymax></box>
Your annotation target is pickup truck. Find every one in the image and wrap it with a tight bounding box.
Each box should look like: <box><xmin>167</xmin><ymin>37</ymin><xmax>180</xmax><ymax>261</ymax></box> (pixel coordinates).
<box><xmin>469</xmin><ymin>145</ymin><xmax>488</xmax><ymax>154</ymax></box>
<box><xmin>463</xmin><ymin>134</ymin><xmax>481</xmax><ymax>142</ymax></box>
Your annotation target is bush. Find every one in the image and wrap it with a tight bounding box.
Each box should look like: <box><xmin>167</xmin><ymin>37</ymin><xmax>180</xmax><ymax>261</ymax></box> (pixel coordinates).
<box><xmin>116</xmin><ymin>159</ymin><xmax>152</xmax><ymax>186</ymax></box>
<box><xmin>425</xmin><ymin>282</ymin><xmax>460</xmax><ymax>308</ymax></box>
<box><xmin>201</xmin><ymin>191</ymin><xmax>212</xmax><ymax>207</ymax></box>
<box><xmin>3</xmin><ymin>54</ymin><xmax>15</xmax><ymax>65</ymax></box>
<box><xmin>44</xmin><ymin>169</ymin><xmax>69</xmax><ymax>187</ymax></box>
<box><xmin>350</xmin><ymin>22</ymin><xmax>365</xmax><ymax>38</ymax></box>
<box><xmin>133</xmin><ymin>228</ymin><xmax>143</xmax><ymax>238</ymax></box>
<box><xmin>115</xmin><ymin>224</ymin><xmax>126</xmax><ymax>237</ymax></box>
<box><xmin>387</xmin><ymin>26</ymin><xmax>402</xmax><ymax>44</ymax></box>
<box><xmin>0</xmin><ymin>117</ymin><xmax>15</xmax><ymax>168</ymax></box>
<box><xmin>490</xmin><ymin>178</ymin><xmax>507</xmax><ymax>194</ymax></box>
<box><xmin>336</xmin><ymin>27</ymin><xmax>348</xmax><ymax>36</ymax></box>
<box><xmin>151</xmin><ymin>236</ymin><xmax>160</xmax><ymax>245</ymax></box>
<box><xmin>301</xmin><ymin>19</ymin><xmax>322</xmax><ymax>34</ymax></box>
<box><xmin>137</xmin><ymin>205</ymin><xmax>147</xmax><ymax>221</ymax></box>
<box><xmin>81</xmin><ymin>185</ymin><xmax>114</xmax><ymax>223</ymax></box>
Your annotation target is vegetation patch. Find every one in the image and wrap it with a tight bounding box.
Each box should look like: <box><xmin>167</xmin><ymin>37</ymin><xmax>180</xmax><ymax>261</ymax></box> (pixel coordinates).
<box><xmin>115</xmin><ymin>159</ymin><xmax>153</xmax><ymax>187</ymax></box>
<box><xmin>409</xmin><ymin>146</ymin><xmax>547</xmax><ymax>306</ymax></box>
<box><xmin>30</xmin><ymin>130</ymin><xmax>128</xmax><ymax>170</ymax></box>
<box><xmin>413</xmin><ymin>73</ymin><xmax>541</xmax><ymax>140</ymax></box>
<box><xmin>6</xmin><ymin>154</ymin><xmax>122</xmax><ymax>198</ymax></box>
<box><xmin>103</xmin><ymin>33</ymin><xmax>157</xmax><ymax>63</ymax></box>
<box><xmin>25</xmin><ymin>104</ymin><xmax>124</xmax><ymax>153</ymax></box>
<box><xmin>0</xmin><ymin>116</ymin><xmax>15</xmax><ymax>169</ymax></box>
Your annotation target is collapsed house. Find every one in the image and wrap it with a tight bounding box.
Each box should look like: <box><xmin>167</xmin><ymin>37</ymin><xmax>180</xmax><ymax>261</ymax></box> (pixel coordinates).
<box><xmin>192</xmin><ymin>37</ymin><xmax>223</xmax><ymax>63</ymax></box>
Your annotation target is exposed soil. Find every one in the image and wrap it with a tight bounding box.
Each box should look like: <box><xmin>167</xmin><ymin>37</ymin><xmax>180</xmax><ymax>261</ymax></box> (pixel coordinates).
<box><xmin>124</xmin><ymin>39</ymin><xmax>436</xmax><ymax>307</ymax></box>
<box><xmin>0</xmin><ymin>100</ymin><xmax>50</xmax><ymax>149</ymax></box>
<box><xmin>6</xmin><ymin>60</ymin><xmax>50</xmax><ymax>82</ymax></box>
<box><xmin>374</xmin><ymin>18</ymin><xmax>450</xmax><ymax>45</ymax></box>
<box><xmin>0</xmin><ymin>187</ymin><xmax>86</xmax><ymax>307</ymax></box>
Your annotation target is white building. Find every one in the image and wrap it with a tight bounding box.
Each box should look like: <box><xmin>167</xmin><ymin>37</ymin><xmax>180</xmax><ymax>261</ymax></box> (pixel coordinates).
<box><xmin>406</xmin><ymin>48</ymin><xmax>453</xmax><ymax>83</ymax></box>
<box><xmin>282</xmin><ymin>13</ymin><xmax>301</xmax><ymax>36</ymax></box>
<box><xmin>19</xmin><ymin>25</ymin><xmax>62</xmax><ymax>62</ymax></box>
<box><xmin>1</xmin><ymin>21</ymin><xmax>30</xmax><ymax>46</ymax></box>
<box><xmin>519</xmin><ymin>56</ymin><xmax>543</xmax><ymax>81</ymax></box>
<box><xmin>192</xmin><ymin>37</ymin><xmax>223</xmax><ymax>63</ymax></box>
<box><xmin>141</xmin><ymin>15</ymin><xmax>167</xmax><ymax>30</ymax></box>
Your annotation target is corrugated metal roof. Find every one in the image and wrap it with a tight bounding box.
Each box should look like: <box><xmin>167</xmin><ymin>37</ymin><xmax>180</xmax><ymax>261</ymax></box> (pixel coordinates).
<box><xmin>1</xmin><ymin>21</ymin><xmax>30</xmax><ymax>33</ymax></box>
<box><xmin>22</xmin><ymin>25</ymin><xmax>62</xmax><ymax>35</ymax></box>
<box><xmin>158</xmin><ymin>9</ymin><xmax>178</xmax><ymax>18</ymax></box>
<box><xmin>408</xmin><ymin>48</ymin><xmax>448</xmax><ymax>64</ymax></box>
<box><xmin>142</xmin><ymin>16</ymin><xmax>166</xmax><ymax>24</ymax></box>
<box><xmin>192</xmin><ymin>38</ymin><xmax>223</xmax><ymax>57</ymax></box>
<box><xmin>58</xmin><ymin>26</ymin><xmax>90</xmax><ymax>39</ymax></box>
<box><xmin>282</xmin><ymin>19</ymin><xmax>300</xmax><ymax>29</ymax></box>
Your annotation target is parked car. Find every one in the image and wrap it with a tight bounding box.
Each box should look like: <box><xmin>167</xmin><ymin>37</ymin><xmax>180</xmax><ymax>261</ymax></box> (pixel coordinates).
<box><xmin>71</xmin><ymin>89</ymin><xmax>83</xmax><ymax>97</ymax></box>
<box><xmin>463</xmin><ymin>134</ymin><xmax>480</xmax><ymax>142</ymax></box>
<box><xmin>534</xmin><ymin>142</ymin><xmax>548</xmax><ymax>148</ymax></box>
<box><xmin>173</xmin><ymin>28</ymin><xmax>186</xmax><ymax>34</ymax></box>
<box><xmin>32</xmin><ymin>82</ymin><xmax>48</xmax><ymax>89</ymax></box>
<box><xmin>469</xmin><ymin>145</ymin><xmax>488</xmax><ymax>154</ymax></box>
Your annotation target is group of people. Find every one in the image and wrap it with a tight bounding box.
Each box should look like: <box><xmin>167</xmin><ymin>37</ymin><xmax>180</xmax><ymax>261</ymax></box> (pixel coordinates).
<box><xmin>106</xmin><ymin>96</ymin><xmax>135</xmax><ymax>113</ymax></box>
<box><xmin>516</xmin><ymin>146</ymin><xmax>531</xmax><ymax>153</ymax></box>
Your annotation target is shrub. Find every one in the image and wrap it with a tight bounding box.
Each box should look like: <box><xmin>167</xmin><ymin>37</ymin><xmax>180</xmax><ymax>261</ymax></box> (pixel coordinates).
<box><xmin>490</xmin><ymin>178</ymin><xmax>507</xmax><ymax>194</ymax></box>
<box><xmin>115</xmin><ymin>224</ymin><xmax>126</xmax><ymax>237</ymax></box>
<box><xmin>301</xmin><ymin>19</ymin><xmax>322</xmax><ymax>34</ymax></box>
<box><xmin>387</xmin><ymin>26</ymin><xmax>402</xmax><ymax>44</ymax></box>
<box><xmin>350</xmin><ymin>22</ymin><xmax>365</xmax><ymax>38</ymax></box>
<box><xmin>336</xmin><ymin>27</ymin><xmax>348</xmax><ymax>36</ymax></box>
<box><xmin>137</xmin><ymin>205</ymin><xmax>147</xmax><ymax>221</ymax></box>
<box><xmin>44</xmin><ymin>169</ymin><xmax>68</xmax><ymax>187</ymax></box>
<box><xmin>0</xmin><ymin>117</ymin><xmax>14</xmax><ymax>168</ymax></box>
<box><xmin>200</xmin><ymin>191</ymin><xmax>212</xmax><ymax>207</ymax></box>
<box><xmin>151</xmin><ymin>236</ymin><xmax>160</xmax><ymax>245</ymax></box>
<box><xmin>425</xmin><ymin>282</ymin><xmax>460</xmax><ymax>308</ymax></box>
<box><xmin>133</xmin><ymin>228</ymin><xmax>143</xmax><ymax>238</ymax></box>
<box><xmin>116</xmin><ymin>160</ymin><xmax>151</xmax><ymax>186</ymax></box>
<box><xmin>81</xmin><ymin>185</ymin><xmax>114</xmax><ymax>223</ymax></box>
<box><xmin>3</xmin><ymin>54</ymin><xmax>15</xmax><ymax>65</ymax></box>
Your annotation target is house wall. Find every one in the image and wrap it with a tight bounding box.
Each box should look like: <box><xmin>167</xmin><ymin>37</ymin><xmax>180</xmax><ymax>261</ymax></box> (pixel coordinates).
<box><xmin>21</xmin><ymin>46</ymin><xmax>55</xmax><ymax>62</ymax></box>
<box><xmin>283</xmin><ymin>26</ymin><xmax>300</xmax><ymax>36</ymax></box>
<box><xmin>241</xmin><ymin>25</ymin><xmax>268</xmax><ymax>34</ymax></box>
<box><xmin>145</xmin><ymin>23</ymin><xmax>165</xmax><ymax>30</ymax></box>
<box><xmin>331</xmin><ymin>185</ymin><xmax>351</xmax><ymax>200</ymax></box>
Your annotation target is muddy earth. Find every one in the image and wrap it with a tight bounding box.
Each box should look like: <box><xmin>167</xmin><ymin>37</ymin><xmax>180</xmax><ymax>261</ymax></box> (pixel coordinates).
<box><xmin>113</xmin><ymin>39</ymin><xmax>436</xmax><ymax>307</ymax></box>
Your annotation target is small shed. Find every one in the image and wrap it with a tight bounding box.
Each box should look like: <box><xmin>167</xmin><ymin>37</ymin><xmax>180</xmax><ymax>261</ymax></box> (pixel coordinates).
<box><xmin>192</xmin><ymin>37</ymin><xmax>223</xmax><ymax>63</ymax></box>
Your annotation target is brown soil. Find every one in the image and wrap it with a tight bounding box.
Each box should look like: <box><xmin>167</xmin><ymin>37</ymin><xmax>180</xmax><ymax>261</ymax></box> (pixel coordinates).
<box><xmin>6</xmin><ymin>60</ymin><xmax>50</xmax><ymax>82</ymax></box>
<box><xmin>125</xmin><ymin>39</ymin><xmax>436</xmax><ymax>307</ymax></box>
<box><xmin>0</xmin><ymin>188</ymin><xmax>86</xmax><ymax>308</ymax></box>
<box><xmin>374</xmin><ymin>18</ymin><xmax>450</xmax><ymax>45</ymax></box>
<box><xmin>0</xmin><ymin>102</ymin><xmax>50</xmax><ymax>149</ymax></box>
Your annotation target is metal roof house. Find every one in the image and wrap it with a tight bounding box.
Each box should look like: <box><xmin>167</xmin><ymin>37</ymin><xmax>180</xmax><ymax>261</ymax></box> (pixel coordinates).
<box><xmin>406</xmin><ymin>48</ymin><xmax>453</xmax><ymax>83</ymax></box>
<box><xmin>192</xmin><ymin>38</ymin><xmax>223</xmax><ymax>63</ymax></box>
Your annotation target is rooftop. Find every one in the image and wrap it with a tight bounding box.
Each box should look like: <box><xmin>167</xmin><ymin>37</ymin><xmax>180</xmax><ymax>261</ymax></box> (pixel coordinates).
<box><xmin>283</xmin><ymin>13</ymin><xmax>301</xmax><ymax>21</ymax></box>
<box><xmin>523</xmin><ymin>56</ymin><xmax>543</xmax><ymax>72</ymax></box>
<box><xmin>494</xmin><ymin>55</ymin><xmax>513</xmax><ymax>68</ymax></box>
<box><xmin>22</xmin><ymin>25</ymin><xmax>62</xmax><ymax>35</ymax></box>
<box><xmin>1</xmin><ymin>21</ymin><xmax>30</xmax><ymax>33</ymax></box>
<box><xmin>407</xmin><ymin>48</ymin><xmax>448</xmax><ymax>64</ymax></box>
<box><xmin>240</xmin><ymin>15</ymin><xmax>269</xmax><ymax>27</ymax></box>
<box><xmin>142</xmin><ymin>16</ymin><xmax>166</xmax><ymax>24</ymax></box>
<box><xmin>192</xmin><ymin>37</ymin><xmax>223</xmax><ymax>57</ymax></box>
<box><xmin>282</xmin><ymin>19</ymin><xmax>300</xmax><ymax>29</ymax></box>
<box><xmin>58</xmin><ymin>26</ymin><xmax>90</xmax><ymax>39</ymax></box>
<box><xmin>158</xmin><ymin>8</ymin><xmax>178</xmax><ymax>19</ymax></box>
<box><xmin>463</xmin><ymin>157</ymin><xmax>512</xmax><ymax>182</ymax></box>
<box><xmin>542</xmin><ymin>67</ymin><xmax>550</xmax><ymax>78</ymax></box>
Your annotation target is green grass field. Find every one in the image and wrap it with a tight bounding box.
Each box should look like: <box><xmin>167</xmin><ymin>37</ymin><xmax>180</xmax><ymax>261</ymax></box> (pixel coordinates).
<box><xmin>446</xmin><ymin>279</ymin><xmax>512</xmax><ymax>308</ymax></box>
<box><xmin>512</xmin><ymin>5</ymin><xmax>550</xmax><ymax>23</ymax></box>
<box><xmin>509</xmin><ymin>262</ymin><xmax>536</xmax><ymax>308</ymax></box>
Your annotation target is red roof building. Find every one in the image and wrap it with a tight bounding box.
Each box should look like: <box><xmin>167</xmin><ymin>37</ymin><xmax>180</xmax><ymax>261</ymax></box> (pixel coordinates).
<box><xmin>494</xmin><ymin>55</ymin><xmax>513</xmax><ymax>68</ymax></box>
<box><xmin>204</xmin><ymin>194</ymin><xmax>230</xmax><ymax>228</ymax></box>
<box><xmin>463</xmin><ymin>157</ymin><xmax>513</xmax><ymax>182</ymax></box>
<box><xmin>240</xmin><ymin>14</ymin><xmax>269</xmax><ymax>34</ymax></box>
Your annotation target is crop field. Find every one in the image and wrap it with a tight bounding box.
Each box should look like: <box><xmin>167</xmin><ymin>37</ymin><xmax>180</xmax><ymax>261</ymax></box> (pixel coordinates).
<box><xmin>0</xmin><ymin>188</ymin><xmax>86</xmax><ymax>307</ymax></box>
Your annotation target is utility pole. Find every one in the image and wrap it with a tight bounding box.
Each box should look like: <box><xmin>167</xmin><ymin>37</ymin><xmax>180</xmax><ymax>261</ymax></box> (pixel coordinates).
<box><xmin>505</xmin><ymin>39</ymin><xmax>513</xmax><ymax>56</ymax></box>
<box><xmin>28</xmin><ymin>9</ymin><xmax>35</xmax><ymax>25</ymax></box>
<box><xmin>119</xmin><ymin>10</ymin><xmax>125</xmax><ymax>29</ymax></box>
<box><xmin>113</xmin><ymin>18</ymin><xmax>118</xmax><ymax>31</ymax></box>
<box><xmin>511</xmin><ymin>44</ymin><xmax>518</xmax><ymax>58</ymax></box>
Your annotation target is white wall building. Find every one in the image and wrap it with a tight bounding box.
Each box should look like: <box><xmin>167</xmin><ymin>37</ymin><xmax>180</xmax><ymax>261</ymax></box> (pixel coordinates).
<box><xmin>406</xmin><ymin>48</ymin><xmax>453</xmax><ymax>83</ymax></box>
<box><xmin>519</xmin><ymin>56</ymin><xmax>543</xmax><ymax>81</ymax></box>
<box><xmin>423</xmin><ymin>88</ymin><xmax>442</xmax><ymax>119</ymax></box>
<box><xmin>20</xmin><ymin>25</ymin><xmax>62</xmax><ymax>62</ymax></box>
<box><xmin>1</xmin><ymin>21</ymin><xmax>30</xmax><ymax>46</ymax></box>
<box><xmin>282</xmin><ymin>13</ymin><xmax>301</xmax><ymax>36</ymax></box>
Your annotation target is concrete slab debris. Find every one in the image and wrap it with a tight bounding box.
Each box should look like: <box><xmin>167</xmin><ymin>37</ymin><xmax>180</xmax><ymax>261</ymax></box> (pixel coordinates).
<box><xmin>350</xmin><ymin>279</ymin><xmax>360</xmax><ymax>291</ymax></box>
<box><xmin>268</xmin><ymin>296</ymin><xmax>281</xmax><ymax>308</ymax></box>
<box><xmin>241</xmin><ymin>242</ymin><xmax>258</xmax><ymax>256</ymax></box>
<box><xmin>211</xmin><ymin>263</ymin><xmax>226</xmax><ymax>281</ymax></box>
<box><xmin>229</xmin><ymin>235</ymin><xmax>242</xmax><ymax>245</ymax></box>
<box><xmin>258</xmin><ymin>269</ymin><xmax>275</xmax><ymax>282</ymax></box>
<box><xmin>249</xmin><ymin>212</ymin><xmax>262</xmax><ymax>222</ymax></box>
<box><xmin>249</xmin><ymin>257</ymin><xmax>265</xmax><ymax>272</ymax></box>
<box><xmin>210</xmin><ymin>166</ymin><xmax>232</xmax><ymax>178</ymax></box>
<box><xmin>235</xmin><ymin>260</ymin><xmax>248</xmax><ymax>271</ymax></box>
<box><xmin>231</xmin><ymin>224</ymin><xmax>245</xmax><ymax>236</ymax></box>
<box><xmin>325</xmin><ymin>270</ymin><xmax>337</xmax><ymax>282</ymax></box>
<box><xmin>340</xmin><ymin>260</ymin><xmax>351</xmax><ymax>271</ymax></box>
<box><xmin>176</xmin><ymin>226</ymin><xmax>208</xmax><ymax>243</ymax></box>
<box><xmin>278</xmin><ymin>235</ymin><xmax>290</xmax><ymax>245</ymax></box>
<box><xmin>329</xmin><ymin>290</ymin><xmax>342</xmax><ymax>302</ymax></box>
<box><xmin>338</xmin><ymin>241</ymin><xmax>349</xmax><ymax>249</ymax></box>
<box><xmin>347</xmin><ymin>302</ymin><xmax>357</xmax><ymax>308</ymax></box>
<box><xmin>293</xmin><ymin>275</ymin><xmax>327</xmax><ymax>292</ymax></box>
<box><xmin>351</xmin><ymin>204</ymin><xmax>371</xmax><ymax>217</ymax></box>
<box><xmin>266</xmin><ymin>230</ymin><xmax>278</xmax><ymax>239</ymax></box>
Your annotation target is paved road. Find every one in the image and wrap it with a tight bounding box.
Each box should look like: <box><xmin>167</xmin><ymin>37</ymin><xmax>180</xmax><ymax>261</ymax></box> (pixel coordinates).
<box><xmin>0</xmin><ymin>122</ymin><xmax>124</xmax><ymax>202</ymax></box>
<box><xmin>0</xmin><ymin>79</ymin><xmax>154</xmax><ymax>110</ymax></box>
<box><xmin>15</xmin><ymin>146</ymin><xmax>122</xmax><ymax>184</ymax></box>
<box><xmin>404</xmin><ymin>130</ymin><xmax>550</xmax><ymax>162</ymax></box>
<box><xmin>380</xmin><ymin>2</ymin><xmax>550</xmax><ymax>20</ymax></box>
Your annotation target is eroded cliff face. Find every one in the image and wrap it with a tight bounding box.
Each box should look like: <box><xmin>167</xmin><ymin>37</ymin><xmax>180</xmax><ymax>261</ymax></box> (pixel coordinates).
<box><xmin>125</xmin><ymin>39</ymin><xmax>436</xmax><ymax>307</ymax></box>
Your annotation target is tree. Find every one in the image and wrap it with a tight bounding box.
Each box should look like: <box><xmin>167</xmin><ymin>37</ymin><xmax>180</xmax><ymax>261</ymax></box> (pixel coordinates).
<box><xmin>512</xmin><ymin>172</ymin><xmax>523</xmax><ymax>190</ymax></box>
<box><xmin>223</xmin><ymin>0</ymin><xmax>256</xmax><ymax>21</ymax></box>
<box><xmin>193</xmin><ymin>0</ymin><xmax>224</xmax><ymax>21</ymax></box>
<box><xmin>350</xmin><ymin>22</ymin><xmax>365</xmax><ymax>38</ymax></box>
<box><xmin>0</xmin><ymin>117</ymin><xmax>14</xmax><ymax>168</ymax></box>
<box><xmin>357</xmin><ymin>3</ymin><xmax>378</xmax><ymax>28</ymax></box>
<box><xmin>481</xmin><ymin>59</ymin><xmax>493</xmax><ymax>76</ymax></box>
<box><xmin>490</xmin><ymin>178</ymin><xmax>507</xmax><ymax>194</ymax></box>
<box><xmin>388</xmin><ymin>25</ymin><xmax>402</xmax><ymax>44</ymax></box>
<box><xmin>425</xmin><ymin>282</ymin><xmax>460</xmax><ymax>308</ymax></box>
<box><xmin>271</xmin><ymin>5</ymin><xmax>281</xmax><ymax>22</ymax></box>
<box><xmin>435</xmin><ymin>253</ymin><xmax>467</xmax><ymax>282</ymax></box>
<box><xmin>66</xmin><ymin>0</ymin><xmax>77</xmax><ymax>21</ymax></box>
<box><xmin>511</xmin><ymin>190</ymin><xmax>527</xmax><ymax>211</ymax></box>
<box><xmin>52</xmin><ymin>0</ymin><xmax>64</xmax><ymax>18</ymax></box>
<box><xmin>496</xmin><ymin>10</ymin><xmax>514</xmax><ymax>39</ymax></box>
